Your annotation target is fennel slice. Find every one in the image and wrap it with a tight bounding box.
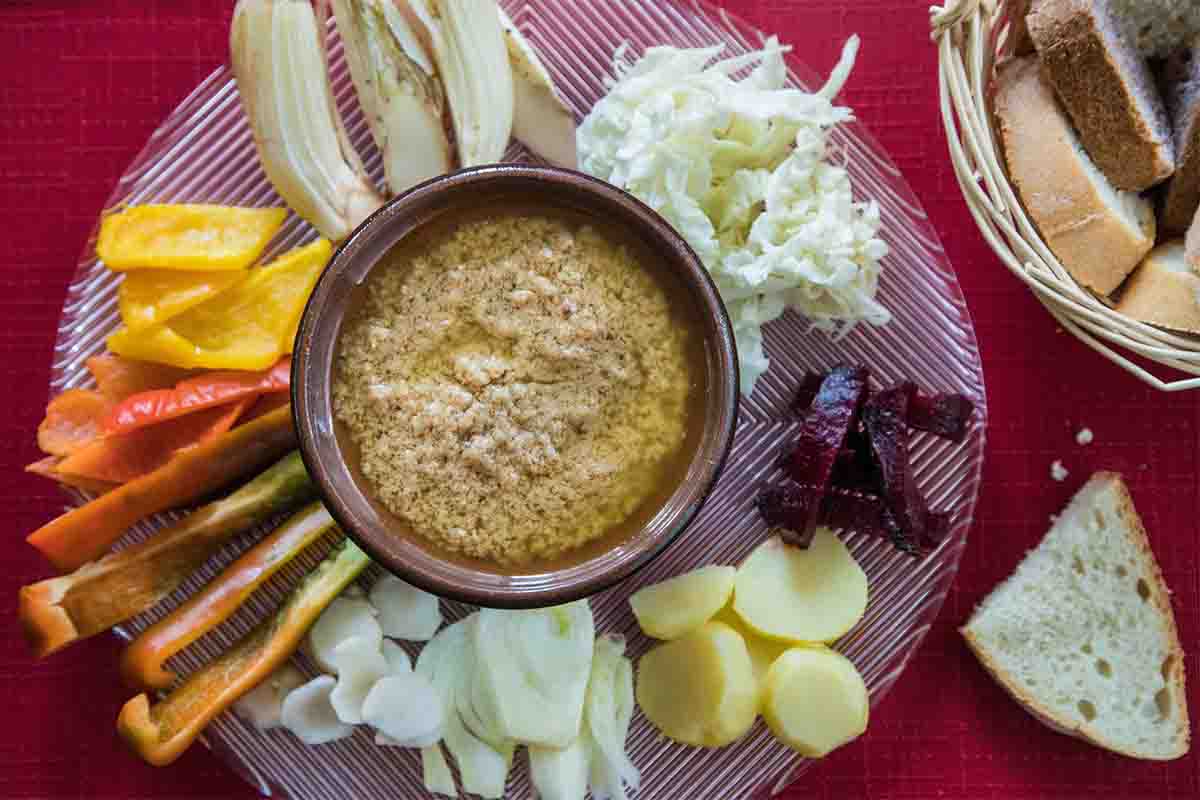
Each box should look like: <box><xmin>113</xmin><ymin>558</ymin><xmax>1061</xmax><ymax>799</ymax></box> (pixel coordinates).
<box><xmin>417</xmin><ymin>0</ymin><xmax>514</xmax><ymax>166</ymax></box>
<box><xmin>416</xmin><ymin>616</ymin><xmax>512</xmax><ymax>799</ymax></box>
<box><xmin>230</xmin><ymin>0</ymin><xmax>383</xmax><ymax>241</ymax></box>
<box><xmin>333</xmin><ymin>0</ymin><xmax>453</xmax><ymax>195</ymax></box>
<box><xmin>474</xmin><ymin>601</ymin><xmax>595</xmax><ymax>748</ymax></box>
<box><xmin>496</xmin><ymin>6</ymin><xmax>577</xmax><ymax>167</ymax></box>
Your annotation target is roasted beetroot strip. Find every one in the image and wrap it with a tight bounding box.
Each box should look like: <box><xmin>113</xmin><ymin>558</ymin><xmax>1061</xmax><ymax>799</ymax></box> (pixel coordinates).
<box><xmin>793</xmin><ymin>372</ymin><xmax>974</xmax><ymax>444</ymax></box>
<box><xmin>780</xmin><ymin>365</ymin><xmax>869</xmax><ymax>543</ymax></box>
<box><xmin>861</xmin><ymin>386</ymin><xmax>939</xmax><ymax>554</ymax></box>
<box><xmin>757</xmin><ymin>483</ymin><xmax>892</xmax><ymax>548</ymax></box>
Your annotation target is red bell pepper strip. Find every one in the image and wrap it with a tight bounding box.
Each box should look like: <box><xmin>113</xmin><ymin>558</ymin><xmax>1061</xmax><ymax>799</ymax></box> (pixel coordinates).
<box><xmin>57</xmin><ymin>398</ymin><xmax>252</xmax><ymax>485</ymax></box>
<box><xmin>103</xmin><ymin>355</ymin><xmax>290</xmax><ymax>435</ymax></box>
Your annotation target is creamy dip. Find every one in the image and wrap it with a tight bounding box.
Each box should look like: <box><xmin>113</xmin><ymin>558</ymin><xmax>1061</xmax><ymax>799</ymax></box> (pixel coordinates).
<box><xmin>333</xmin><ymin>210</ymin><xmax>696</xmax><ymax>567</ymax></box>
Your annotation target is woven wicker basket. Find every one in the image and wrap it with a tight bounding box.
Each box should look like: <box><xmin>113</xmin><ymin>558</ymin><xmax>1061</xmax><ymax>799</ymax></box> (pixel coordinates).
<box><xmin>932</xmin><ymin>0</ymin><xmax>1200</xmax><ymax>391</ymax></box>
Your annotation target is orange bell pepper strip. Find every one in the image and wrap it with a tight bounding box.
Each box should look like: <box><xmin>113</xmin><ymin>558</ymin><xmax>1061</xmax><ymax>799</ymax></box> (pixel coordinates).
<box><xmin>56</xmin><ymin>398</ymin><xmax>251</xmax><ymax>485</ymax></box>
<box><xmin>19</xmin><ymin>453</ymin><xmax>313</xmax><ymax>659</ymax></box>
<box><xmin>85</xmin><ymin>353</ymin><xmax>197</xmax><ymax>403</ymax></box>
<box><xmin>27</xmin><ymin>404</ymin><xmax>295</xmax><ymax>571</ymax></box>
<box><xmin>118</xmin><ymin>538</ymin><xmax>370</xmax><ymax>766</ymax></box>
<box><xmin>25</xmin><ymin>456</ymin><xmax>117</xmax><ymax>495</ymax></box>
<box><xmin>37</xmin><ymin>389</ymin><xmax>111</xmax><ymax>457</ymax></box>
<box><xmin>104</xmin><ymin>355</ymin><xmax>290</xmax><ymax>435</ymax></box>
<box><xmin>120</xmin><ymin>502</ymin><xmax>334</xmax><ymax>690</ymax></box>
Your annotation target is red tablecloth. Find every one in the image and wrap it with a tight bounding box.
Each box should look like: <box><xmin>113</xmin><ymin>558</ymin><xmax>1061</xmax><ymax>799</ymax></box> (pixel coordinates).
<box><xmin>1</xmin><ymin>1</ymin><xmax>1196</xmax><ymax>798</ymax></box>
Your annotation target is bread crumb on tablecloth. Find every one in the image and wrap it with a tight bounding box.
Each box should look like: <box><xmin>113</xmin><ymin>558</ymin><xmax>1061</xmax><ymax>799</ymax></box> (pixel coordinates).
<box><xmin>1051</xmin><ymin>460</ymin><xmax>1069</xmax><ymax>482</ymax></box>
<box><xmin>1075</xmin><ymin>427</ymin><xmax>1094</xmax><ymax>445</ymax></box>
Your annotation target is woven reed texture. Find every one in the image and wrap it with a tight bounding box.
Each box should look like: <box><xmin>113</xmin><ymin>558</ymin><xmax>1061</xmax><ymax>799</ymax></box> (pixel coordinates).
<box><xmin>932</xmin><ymin>0</ymin><xmax>1200</xmax><ymax>391</ymax></box>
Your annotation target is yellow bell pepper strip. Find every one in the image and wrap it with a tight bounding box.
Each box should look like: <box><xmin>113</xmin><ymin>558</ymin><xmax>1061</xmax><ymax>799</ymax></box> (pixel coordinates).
<box><xmin>104</xmin><ymin>356</ymin><xmax>290</xmax><ymax>435</ymax></box>
<box><xmin>18</xmin><ymin>452</ymin><xmax>314</xmax><ymax>659</ymax></box>
<box><xmin>26</xmin><ymin>404</ymin><xmax>295</xmax><ymax>571</ymax></box>
<box><xmin>56</xmin><ymin>399</ymin><xmax>251</xmax><ymax>485</ymax></box>
<box><xmin>120</xmin><ymin>501</ymin><xmax>334</xmax><ymax>690</ymax></box>
<box><xmin>118</xmin><ymin>269</ymin><xmax>244</xmax><ymax>330</ymax></box>
<box><xmin>37</xmin><ymin>388</ymin><xmax>111</xmax><ymax>457</ymax></box>
<box><xmin>106</xmin><ymin>238</ymin><xmax>332</xmax><ymax>370</ymax></box>
<box><xmin>97</xmin><ymin>204</ymin><xmax>286</xmax><ymax>271</ymax></box>
<box><xmin>118</xmin><ymin>538</ymin><xmax>371</xmax><ymax>766</ymax></box>
<box><xmin>85</xmin><ymin>353</ymin><xmax>197</xmax><ymax>403</ymax></box>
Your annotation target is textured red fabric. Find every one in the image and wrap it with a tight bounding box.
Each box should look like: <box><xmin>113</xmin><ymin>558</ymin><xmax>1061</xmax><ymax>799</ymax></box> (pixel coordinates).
<box><xmin>0</xmin><ymin>1</ymin><xmax>1196</xmax><ymax>798</ymax></box>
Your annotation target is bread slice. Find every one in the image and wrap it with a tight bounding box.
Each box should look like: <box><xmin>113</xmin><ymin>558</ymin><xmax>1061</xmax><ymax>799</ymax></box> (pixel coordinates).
<box><xmin>1110</xmin><ymin>0</ymin><xmax>1200</xmax><ymax>58</ymax></box>
<box><xmin>995</xmin><ymin>56</ymin><xmax>1155</xmax><ymax>295</ymax></box>
<box><xmin>962</xmin><ymin>473</ymin><xmax>1189</xmax><ymax>761</ymax></box>
<box><xmin>1187</xmin><ymin>206</ymin><xmax>1200</xmax><ymax>271</ymax></box>
<box><xmin>1028</xmin><ymin>0</ymin><xmax>1174</xmax><ymax>191</ymax></box>
<box><xmin>1115</xmin><ymin>241</ymin><xmax>1200</xmax><ymax>333</ymax></box>
<box><xmin>1161</xmin><ymin>42</ymin><xmax>1200</xmax><ymax>236</ymax></box>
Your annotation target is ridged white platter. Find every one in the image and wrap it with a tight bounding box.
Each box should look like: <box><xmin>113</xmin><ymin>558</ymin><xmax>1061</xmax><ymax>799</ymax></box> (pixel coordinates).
<box><xmin>50</xmin><ymin>1</ymin><xmax>986</xmax><ymax>797</ymax></box>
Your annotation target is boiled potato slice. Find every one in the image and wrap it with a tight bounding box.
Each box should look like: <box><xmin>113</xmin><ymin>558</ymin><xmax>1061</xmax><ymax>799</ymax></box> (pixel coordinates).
<box><xmin>711</xmin><ymin>606</ymin><xmax>789</xmax><ymax>687</ymax></box>
<box><xmin>630</xmin><ymin>565</ymin><xmax>736</xmax><ymax>640</ymax></box>
<box><xmin>635</xmin><ymin>621</ymin><xmax>758</xmax><ymax>747</ymax></box>
<box><xmin>762</xmin><ymin>647</ymin><xmax>868</xmax><ymax>757</ymax></box>
<box><xmin>733</xmin><ymin>531</ymin><xmax>867</xmax><ymax>644</ymax></box>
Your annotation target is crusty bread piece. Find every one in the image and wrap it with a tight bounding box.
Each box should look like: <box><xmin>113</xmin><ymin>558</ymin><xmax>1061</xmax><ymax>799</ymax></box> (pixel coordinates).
<box><xmin>1115</xmin><ymin>241</ymin><xmax>1200</xmax><ymax>333</ymax></box>
<box><xmin>1028</xmin><ymin>0</ymin><xmax>1174</xmax><ymax>191</ymax></box>
<box><xmin>995</xmin><ymin>56</ymin><xmax>1155</xmax><ymax>295</ymax></box>
<box><xmin>1161</xmin><ymin>42</ymin><xmax>1200</xmax><ymax>236</ymax></box>
<box><xmin>1187</xmin><ymin>206</ymin><xmax>1200</xmax><ymax>271</ymax></box>
<box><xmin>1111</xmin><ymin>0</ymin><xmax>1200</xmax><ymax>58</ymax></box>
<box><xmin>962</xmin><ymin>472</ymin><xmax>1189</xmax><ymax>761</ymax></box>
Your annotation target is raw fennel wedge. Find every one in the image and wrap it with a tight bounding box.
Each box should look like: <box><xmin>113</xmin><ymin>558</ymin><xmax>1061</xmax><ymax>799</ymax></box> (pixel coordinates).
<box><xmin>332</xmin><ymin>0</ymin><xmax>453</xmax><ymax>194</ymax></box>
<box><xmin>408</xmin><ymin>0</ymin><xmax>513</xmax><ymax>167</ymax></box>
<box><xmin>97</xmin><ymin>204</ymin><xmax>285</xmax><ymax>271</ymax></box>
<box><xmin>474</xmin><ymin>600</ymin><xmax>595</xmax><ymax>748</ymax></box>
<box><xmin>497</xmin><ymin>6</ymin><xmax>576</xmax><ymax>167</ymax></box>
<box><xmin>416</xmin><ymin>616</ymin><xmax>513</xmax><ymax>798</ymax></box>
<box><xmin>19</xmin><ymin>452</ymin><xmax>314</xmax><ymax>658</ymax></box>
<box><xmin>26</xmin><ymin>404</ymin><xmax>296</xmax><ymax>570</ymax></box>
<box><xmin>118</xmin><ymin>538</ymin><xmax>371</xmax><ymax>766</ymax></box>
<box><xmin>119</xmin><ymin>500</ymin><xmax>334</xmax><ymax>690</ymax></box>
<box><xmin>231</xmin><ymin>0</ymin><xmax>384</xmax><ymax>241</ymax></box>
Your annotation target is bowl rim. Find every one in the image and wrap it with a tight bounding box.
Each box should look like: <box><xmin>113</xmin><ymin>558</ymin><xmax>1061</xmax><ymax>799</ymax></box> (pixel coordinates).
<box><xmin>292</xmin><ymin>164</ymin><xmax>739</xmax><ymax>608</ymax></box>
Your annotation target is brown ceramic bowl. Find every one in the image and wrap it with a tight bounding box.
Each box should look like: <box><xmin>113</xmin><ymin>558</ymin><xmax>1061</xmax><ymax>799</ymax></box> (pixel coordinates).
<box><xmin>293</xmin><ymin>165</ymin><xmax>737</xmax><ymax>608</ymax></box>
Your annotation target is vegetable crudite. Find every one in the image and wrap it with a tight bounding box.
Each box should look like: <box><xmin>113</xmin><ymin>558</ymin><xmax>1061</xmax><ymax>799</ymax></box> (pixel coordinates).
<box><xmin>119</xmin><ymin>500</ymin><xmax>336</xmax><ymax>690</ymax></box>
<box><xmin>118</xmin><ymin>538</ymin><xmax>371</xmax><ymax>766</ymax></box>
<box><xmin>19</xmin><ymin>452</ymin><xmax>314</xmax><ymax>659</ymax></box>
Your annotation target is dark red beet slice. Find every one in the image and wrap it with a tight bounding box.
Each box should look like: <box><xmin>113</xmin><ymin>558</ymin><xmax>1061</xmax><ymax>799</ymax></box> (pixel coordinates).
<box><xmin>908</xmin><ymin>391</ymin><xmax>975</xmax><ymax>444</ymax></box>
<box><xmin>789</xmin><ymin>371</ymin><xmax>826</xmax><ymax>415</ymax></box>
<box><xmin>794</xmin><ymin>372</ymin><xmax>974</xmax><ymax>443</ymax></box>
<box><xmin>780</xmin><ymin>364</ymin><xmax>869</xmax><ymax>542</ymax></box>
<box><xmin>861</xmin><ymin>386</ymin><xmax>934</xmax><ymax>554</ymax></box>
<box><xmin>756</xmin><ymin>483</ymin><xmax>892</xmax><ymax>547</ymax></box>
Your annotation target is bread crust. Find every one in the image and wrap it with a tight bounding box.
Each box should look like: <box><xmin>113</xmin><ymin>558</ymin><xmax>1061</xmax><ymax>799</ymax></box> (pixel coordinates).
<box><xmin>1028</xmin><ymin>0</ymin><xmax>1174</xmax><ymax>191</ymax></box>
<box><xmin>961</xmin><ymin>472</ymin><xmax>1189</xmax><ymax>761</ymax></box>
<box><xmin>1115</xmin><ymin>243</ymin><xmax>1200</xmax><ymax>333</ymax></box>
<box><xmin>995</xmin><ymin>57</ymin><xmax>1153</xmax><ymax>294</ymax></box>
<box><xmin>1161</xmin><ymin>47</ymin><xmax>1200</xmax><ymax>236</ymax></box>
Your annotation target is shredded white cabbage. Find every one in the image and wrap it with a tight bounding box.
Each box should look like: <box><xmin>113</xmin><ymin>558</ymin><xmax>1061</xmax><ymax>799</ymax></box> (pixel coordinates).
<box><xmin>578</xmin><ymin>36</ymin><xmax>890</xmax><ymax>394</ymax></box>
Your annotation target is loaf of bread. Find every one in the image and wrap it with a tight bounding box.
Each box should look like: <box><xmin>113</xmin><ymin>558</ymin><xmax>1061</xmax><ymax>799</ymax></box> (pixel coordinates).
<box><xmin>1110</xmin><ymin>0</ymin><xmax>1200</xmax><ymax>58</ymax></box>
<box><xmin>995</xmin><ymin>56</ymin><xmax>1155</xmax><ymax>295</ymax></box>
<box><xmin>1028</xmin><ymin>0</ymin><xmax>1174</xmax><ymax>191</ymax></box>
<box><xmin>1161</xmin><ymin>43</ymin><xmax>1200</xmax><ymax>236</ymax></box>
<box><xmin>962</xmin><ymin>472</ymin><xmax>1190</xmax><ymax>761</ymax></box>
<box><xmin>1115</xmin><ymin>241</ymin><xmax>1200</xmax><ymax>334</ymax></box>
